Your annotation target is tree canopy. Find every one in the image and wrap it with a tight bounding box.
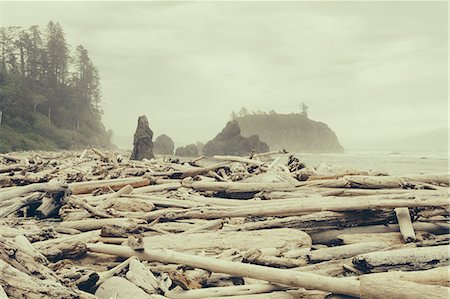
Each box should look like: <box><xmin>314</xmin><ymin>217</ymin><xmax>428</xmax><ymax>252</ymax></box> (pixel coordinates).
<box><xmin>0</xmin><ymin>21</ymin><xmax>112</xmax><ymax>152</ymax></box>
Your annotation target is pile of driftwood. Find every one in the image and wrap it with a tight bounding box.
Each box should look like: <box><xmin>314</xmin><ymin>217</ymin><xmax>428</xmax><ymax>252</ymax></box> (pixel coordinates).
<box><xmin>0</xmin><ymin>149</ymin><xmax>448</xmax><ymax>299</ymax></box>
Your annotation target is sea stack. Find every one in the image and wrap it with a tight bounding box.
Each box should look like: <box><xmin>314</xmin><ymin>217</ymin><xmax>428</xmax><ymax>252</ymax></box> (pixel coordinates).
<box><xmin>203</xmin><ymin>120</ymin><xmax>269</xmax><ymax>156</ymax></box>
<box><xmin>131</xmin><ymin>115</ymin><xmax>154</xmax><ymax>160</ymax></box>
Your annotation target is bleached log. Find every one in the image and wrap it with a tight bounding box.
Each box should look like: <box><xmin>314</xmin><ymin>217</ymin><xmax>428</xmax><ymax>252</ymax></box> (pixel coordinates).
<box><xmin>126</xmin><ymin>258</ymin><xmax>160</xmax><ymax>294</ymax></box>
<box><xmin>133</xmin><ymin>182</ymin><xmax>182</xmax><ymax>194</ymax></box>
<box><xmin>309</xmin><ymin>222</ymin><xmax>449</xmax><ymax>244</ymax></box>
<box><xmin>69</xmin><ymin>177</ymin><xmax>149</xmax><ymax>195</ymax></box>
<box><xmin>95</xmin><ymin>256</ymin><xmax>137</xmax><ymax>287</ymax></box>
<box><xmin>336</xmin><ymin>231</ymin><xmax>431</xmax><ymax>246</ymax></box>
<box><xmin>353</xmin><ymin>245</ymin><xmax>450</xmax><ymax>272</ymax></box>
<box><xmin>237</xmin><ymin>210</ymin><xmax>394</xmax><ymax>232</ymax></box>
<box><xmin>213</xmin><ymin>156</ymin><xmax>266</xmax><ymax>167</ymax></box>
<box><xmin>32</xmin><ymin>230</ymin><xmax>101</xmax><ymax>249</ymax></box>
<box><xmin>0</xmin><ymin>285</ymin><xmax>8</xmax><ymax>299</ymax></box>
<box><xmin>125</xmin><ymin>194</ymin><xmax>204</xmax><ymax>208</ymax></box>
<box><xmin>141</xmin><ymin>196</ymin><xmax>449</xmax><ymax>221</ymax></box>
<box><xmin>147</xmin><ymin>162</ymin><xmax>229</xmax><ymax>179</ymax></box>
<box><xmin>142</xmin><ymin>229</ymin><xmax>311</xmax><ymax>254</ymax></box>
<box><xmin>183</xmin><ymin>219</ymin><xmax>224</xmax><ymax>234</ymax></box>
<box><xmin>59</xmin><ymin>218</ymin><xmax>146</xmax><ymax>231</ymax></box>
<box><xmin>306</xmin><ymin>242</ymin><xmax>389</xmax><ymax>263</ymax></box>
<box><xmin>363</xmin><ymin>266</ymin><xmax>450</xmax><ymax>287</ymax></box>
<box><xmin>294</xmin><ymin>258</ymin><xmax>353</xmax><ymax>277</ymax></box>
<box><xmin>0</xmin><ymin>163</ymin><xmax>25</xmax><ymax>174</ymax></box>
<box><xmin>87</xmin><ymin>244</ymin><xmax>361</xmax><ymax>297</ymax></box>
<box><xmin>69</xmin><ymin>196</ymin><xmax>113</xmax><ymax>218</ymax></box>
<box><xmin>206</xmin><ymin>289</ymin><xmax>328</xmax><ymax>299</ymax></box>
<box><xmin>0</xmin><ymin>236</ymin><xmax>56</xmax><ymax>280</ymax></box>
<box><xmin>35</xmin><ymin>196</ymin><xmax>60</xmax><ymax>218</ymax></box>
<box><xmin>0</xmin><ymin>181</ymin><xmax>67</xmax><ymax>202</ymax></box>
<box><xmin>243</xmin><ymin>248</ymin><xmax>307</xmax><ymax>268</ymax></box>
<box><xmin>0</xmin><ymin>153</ymin><xmax>23</xmax><ymax>163</ymax></box>
<box><xmin>182</xmin><ymin>181</ymin><xmax>295</xmax><ymax>193</ymax></box>
<box><xmin>0</xmin><ymin>259</ymin><xmax>78</xmax><ymax>299</ymax></box>
<box><xmin>13</xmin><ymin>235</ymin><xmax>48</xmax><ymax>264</ymax></box>
<box><xmin>395</xmin><ymin>207</ymin><xmax>416</xmax><ymax>242</ymax></box>
<box><xmin>0</xmin><ymin>192</ymin><xmax>43</xmax><ymax>218</ymax></box>
<box><xmin>95</xmin><ymin>276</ymin><xmax>153</xmax><ymax>299</ymax></box>
<box><xmin>359</xmin><ymin>276</ymin><xmax>450</xmax><ymax>299</ymax></box>
<box><xmin>165</xmin><ymin>283</ymin><xmax>285</xmax><ymax>299</ymax></box>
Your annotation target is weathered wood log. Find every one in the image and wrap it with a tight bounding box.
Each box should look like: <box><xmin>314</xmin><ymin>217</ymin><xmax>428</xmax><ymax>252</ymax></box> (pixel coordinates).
<box><xmin>0</xmin><ymin>259</ymin><xmax>78</xmax><ymax>299</ymax></box>
<box><xmin>32</xmin><ymin>230</ymin><xmax>101</xmax><ymax>249</ymax></box>
<box><xmin>87</xmin><ymin>244</ymin><xmax>361</xmax><ymax>297</ymax></box>
<box><xmin>0</xmin><ymin>163</ymin><xmax>25</xmax><ymax>174</ymax></box>
<box><xmin>125</xmin><ymin>258</ymin><xmax>160</xmax><ymax>294</ymax></box>
<box><xmin>147</xmin><ymin>162</ymin><xmax>229</xmax><ymax>179</ymax></box>
<box><xmin>243</xmin><ymin>248</ymin><xmax>307</xmax><ymax>268</ymax></box>
<box><xmin>205</xmin><ymin>289</ymin><xmax>328</xmax><ymax>299</ymax></box>
<box><xmin>142</xmin><ymin>229</ymin><xmax>311</xmax><ymax>255</ymax></box>
<box><xmin>353</xmin><ymin>245</ymin><xmax>450</xmax><ymax>272</ymax></box>
<box><xmin>394</xmin><ymin>207</ymin><xmax>416</xmax><ymax>242</ymax></box>
<box><xmin>0</xmin><ymin>285</ymin><xmax>8</xmax><ymax>299</ymax></box>
<box><xmin>359</xmin><ymin>276</ymin><xmax>450</xmax><ymax>299</ymax></box>
<box><xmin>237</xmin><ymin>210</ymin><xmax>395</xmax><ymax>232</ymax></box>
<box><xmin>69</xmin><ymin>177</ymin><xmax>149</xmax><ymax>195</ymax></box>
<box><xmin>362</xmin><ymin>266</ymin><xmax>450</xmax><ymax>287</ymax></box>
<box><xmin>59</xmin><ymin>218</ymin><xmax>146</xmax><ymax>231</ymax></box>
<box><xmin>133</xmin><ymin>182</ymin><xmax>182</xmax><ymax>194</ymax></box>
<box><xmin>124</xmin><ymin>194</ymin><xmax>203</xmax><ymax>208</ymax></box>
<box><xmin>69</xmin><ymin>196</ymin><xmax>113</xmax><ymax>218</ymax></box>
<box><xmin>306</xmin><ymin>242</ymin><xmax>389</xmax><ymax>263</ymax></box>
<box><xmin>294</xmin><ymin>258</ymin><xmax>353</xmax><ymax>277</ymax></box>
<box><xmin>141</xmin><ymin>196</ymin><xmax>449</xmax><ymax>221</ymax></box>
<box><xmin>0</xmin><ymin>236</ymin><xmax>56</xmax><ymax>280</ymax></box>
<box><xmin>336</xmin><ymin>231</ymin><xmax>431</xmax><ymax>246</ymax></box>
<box><xmin>35</xmin><ymin>195</ymin><xmax>61</xmax><ymax>218</ymax></box>
<box><xmin>165</xmin><ymin>283</ymin><xmax>286</xmax><ymax>299</ymax></box>
<box><xmin>0</xmin><ymin>192</ymin><xmax>43</xmax><ymax>218</ymax></box>
<box><xmin>213</xmin><ymin>155</ymin><xmax>266</xmax><ymax>167</ymax></box>
<box><xmin>38</xmin><ymin>241</ymin><xmax>87</xmax><ymax>262</ymax></box>
<box><xmin>95</xmin><ymin>276</ymin><xmax>152</xmax><ymax>299</ymax></box>
<box><xmin>0</xmin><ymin>181</ymin><xmax>67</xmax><ymax>202</ymax></box>
<box><xmin>310</xmin><ymin>222</ymin><xmax>449</xmax><ymax>244</ymax></box>
<box><xmin>181</xmin><ymin>181</ymin><xmax>295</xmax><ymax>193</ymax></box>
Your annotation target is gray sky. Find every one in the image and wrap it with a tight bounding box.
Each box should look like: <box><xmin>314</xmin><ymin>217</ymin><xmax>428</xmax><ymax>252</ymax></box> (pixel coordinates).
<box><xmin>2</xmin><ymin>1</ymin><xmax>448</xmax><ymax>150</ymax></box>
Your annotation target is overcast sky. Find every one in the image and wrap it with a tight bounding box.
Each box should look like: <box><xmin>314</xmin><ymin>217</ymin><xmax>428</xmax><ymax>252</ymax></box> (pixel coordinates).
<box><xmin>2</xmin><ymin>1</ymin><xmax>448</xmax><ymax>150</ymax></box>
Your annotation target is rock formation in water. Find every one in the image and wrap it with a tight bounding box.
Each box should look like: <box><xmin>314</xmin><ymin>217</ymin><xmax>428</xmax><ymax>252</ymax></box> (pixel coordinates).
<box><xmin>154</xmin><ymin>134</ymin><xmax>175</xmax><ymax>155</ymax></box>
<box><xmin>235</xmin><ymin>113</ymin><xmax>344</xmax><ymax>153</ymax></box>
<box><xmin>130</xmin><ymin>115</ymin><xmax>154</xmax><ymax>160</ymax></box>
<box><xmin>203</xmin><ymin>121</ymin><xmax>269</xmax><ymax>156</ymax></box>
<box><xmin>175</xmin><ymin>144</ymin><xmax>199</xmax><ymax>157</ymax></box>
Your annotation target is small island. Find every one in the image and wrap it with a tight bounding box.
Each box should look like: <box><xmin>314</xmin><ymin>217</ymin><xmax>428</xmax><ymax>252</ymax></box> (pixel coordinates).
<box><xmin>232</xmin><ymin>107</ymin><xmax>344</xmax><ymax>153</ymax></box>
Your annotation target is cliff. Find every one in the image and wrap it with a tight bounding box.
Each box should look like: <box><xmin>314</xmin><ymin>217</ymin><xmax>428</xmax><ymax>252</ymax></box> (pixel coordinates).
<box><xmin>235</xmin><ymin>113</ymin><xmax>344</xmax><ymax>153</ymax></box>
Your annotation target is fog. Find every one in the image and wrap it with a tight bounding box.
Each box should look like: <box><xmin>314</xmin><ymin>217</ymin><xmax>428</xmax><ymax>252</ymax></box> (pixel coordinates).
<box><xmin>2</xmin><ymin>1</ymin><xmax>448</xmax><ymax>151</ymax></box>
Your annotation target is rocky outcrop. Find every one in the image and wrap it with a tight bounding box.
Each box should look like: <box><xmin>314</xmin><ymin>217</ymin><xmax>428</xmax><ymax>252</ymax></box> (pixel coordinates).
<box><xmin>236</xmin><ymin>113</ymin><xmax>344</xmax><ymax>153</ymax></box>
<box><xmin>130</xmin><ymin>115</ymin><xmax>154</xmax><ymax>160</ymax></box>
<box><xmin>175</xmin><ymin>144</ymin><xmax>198</xmax><ymax>157</ymax></box>
<box><xmin>203</xmin><ymin>121</ymin><xmax>269</xmax><ymax>156</ymax></box>
<box><xmin>154</xmin><ymin>134</ymin><xmax>175</xmax><ymax>155</ymax></box>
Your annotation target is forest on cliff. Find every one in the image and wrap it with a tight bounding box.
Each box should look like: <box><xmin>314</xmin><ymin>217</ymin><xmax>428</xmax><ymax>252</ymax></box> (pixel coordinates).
<box><xmin>0</xmin><ymin>21</ymin><xmax>112</xmax><ymax>152</ymax></box>
<box><xmin>232</xmin><ymin>107</ymin><xmax>344</xmax><ymax>153</ymax></box>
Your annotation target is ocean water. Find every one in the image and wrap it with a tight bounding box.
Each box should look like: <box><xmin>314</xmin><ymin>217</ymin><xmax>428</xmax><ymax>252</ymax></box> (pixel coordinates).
<box><xmin>294</xmin><ymin>151</ymin><xmax>448</xmax><ymax>176</ymax></box>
